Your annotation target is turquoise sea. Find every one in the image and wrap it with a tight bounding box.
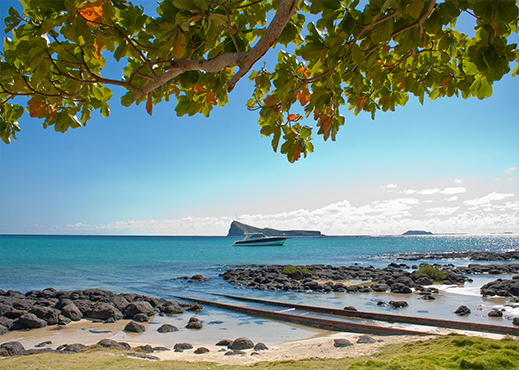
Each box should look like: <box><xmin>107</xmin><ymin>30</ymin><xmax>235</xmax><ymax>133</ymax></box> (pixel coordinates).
<box><xmin>1</xmin><ymin>234</ymin><xmax>517</xmax><ymax>296</ymax></box>
<box><xmin>1</xmin><ymin>234</ymin><xmax>519</xmax><ymax>345</ymax></box>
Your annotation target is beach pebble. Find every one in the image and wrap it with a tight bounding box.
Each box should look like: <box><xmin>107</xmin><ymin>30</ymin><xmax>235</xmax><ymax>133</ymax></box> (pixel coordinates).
<box><xmin>97</xmin><ymin>338</ymin><xmax>131</xmax><ymax>350</ymax></box>
<box><xmin>174</xmin><ymin>342</ymin><xmax>193</xmax><ymax>352</ymax></box>
<box><xmin>124</xmin><ymin>321</ymin><xmax>146</xmax><ymax>333</ymax></box>
<box><xmin>157</xmin><ymin>323</ymin><xmax>178</xmax><ymax>333</ymax></box>
<box><xmin>194</xmin><ymin>347</ymin><xmax>210</xmax><ymax>354</ymax></box>
<box><xmin>225</xmin><ymin>350</ymin><xmax>246</xmax><ymax>355</ymax></box>
<box><xmin>389</xmin><ymin>301</ymin><xmax>409</xmax><ymax>309</ymax></box>
<box><xmin>228</xmin><ymin>337</ymin><xmax>254</xmax><ymax>350</ymax></box>
<box><xmin>334</xmin><ymin>338</ymin><xmax>353</xmax><ymax>348</ymax></box>
<box><xmin>216</xmin><ymin>339</ymin><xmax>233</xmax><ymax>346</ymax></box>
<box><xmin>488</xmin><ymin>309</ymin><xmax>504</xmax><ymax>318</ymax></box>
<box><xmin>356</xmin><ymin>335</ymin><xmax>376</xmax><ymax>344</ymax></box>
<box><xmin>254</xmin><ymin>342</ymin><xmax>268</xmax><ymax>351</ymax></box>
<box><xmin>455</xmin><ymin>305</ymin><xmax>471</xmax><ymax>316</ymax></box>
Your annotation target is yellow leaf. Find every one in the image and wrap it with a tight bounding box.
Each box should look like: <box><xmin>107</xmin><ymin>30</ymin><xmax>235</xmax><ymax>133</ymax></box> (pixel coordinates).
<box><xmin>77</xmin><ymin>0</ymin><xmax>104</xmax><ymax>26</ymax></box>
<box><xmin>287</xmin><ymin>114</ymin><xmax>298</xmax><ymax>121</ymax></box>
<box><xmin>171</xmin><ymin>32</ymin><xmax>186</xmax><ymax>59</ymax></box>
<box><xmin>93</xmin><ymin>34</ymin><xmax>103</xmax><ymax>59</ymax></box>
<box><xmin>170</xmin><ymin>84</ymin><xmax>180</xmax><ymax>98</ymax></box>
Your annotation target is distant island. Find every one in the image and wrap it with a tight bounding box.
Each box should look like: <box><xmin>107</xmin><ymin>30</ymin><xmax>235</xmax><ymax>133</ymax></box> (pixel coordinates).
<box><xmin>402</xmin><ymin>230</ymin><xmax>433</xmax><ymax>236</ymax></box>
<box><xmin>227</xmin><ymin>221</ymin><xmax>322</xmax><ymax>237</ymax></box>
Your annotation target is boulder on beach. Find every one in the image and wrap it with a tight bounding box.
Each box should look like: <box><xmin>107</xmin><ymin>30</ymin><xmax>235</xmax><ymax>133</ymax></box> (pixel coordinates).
<box><xmin>124</xmin><ymin>321</ymin><xmax>146</xmax><ymax>333</ymax></box>
<box><xmin>83</xmin><ymin>302</ymin><xmax>123</xmax><ymax>321</ymax></box>
<box><xmin>123</xmin><ymin>301</ymin><xmax>156</xmax><ymax>319</ymax></box>
<box><xmin>97</xmin><ymin>338</ymin><xmax>131</xmax><ymax>350</ymax></box>
<box><xmin>455</xmin><ymin>305</ymin><xmax>471</xmax><ymax>316</ymax></box>
<box><xmin>228</xmin><ymin>337</ymin><xmax>254</xmax><ymax>350</ymax></box>
<box><xmin>174</xmin><ymin>342</ymin><xmax>193</xmax><ymax>352</ymax></box>
<box><xmin>157</xmin><ymin>323</ymin><xmax>178</xmax><ymax>333</ymax></box>
<box><xmin>334</xmin><ymin>338</ymin><xmax>353</xmax><ymax>347</ymax></box>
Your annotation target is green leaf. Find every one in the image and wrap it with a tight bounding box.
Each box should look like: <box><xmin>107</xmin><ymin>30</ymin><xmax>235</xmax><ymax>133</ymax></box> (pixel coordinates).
<box><xmin>408</xmin><ymin>1</ymin><xmax>424</xmax><ymax>19</ymax></box>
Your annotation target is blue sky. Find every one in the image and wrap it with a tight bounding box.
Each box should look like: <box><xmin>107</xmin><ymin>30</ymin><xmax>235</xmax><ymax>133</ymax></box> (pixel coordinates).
<box><xmin>0</xmin><ymin>1</ymin><xmax>518</xmax><ymax>236</ymax></box>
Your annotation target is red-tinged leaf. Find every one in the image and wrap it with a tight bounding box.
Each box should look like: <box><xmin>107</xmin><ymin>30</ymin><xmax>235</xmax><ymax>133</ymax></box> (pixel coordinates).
<box><xmin>374</xmin><ymin>60</ymin><xmax>383</xmax><ymax>66</ymax></box>
<box><xmin>297</xmin><ymin>85</ymin><xmax>310</xmax><ymax>106</ymax></box>
<box><xmin>287</xmin><ymin>114</ymin><xmax>298</xmax><ymax>121</ymax></box>
<box><xmin>317</xmin><ymin>114</ymin><xmax>332</xmax><ymax>140</ymax></box>
<box><xmin>48</xmin><ymin>106</ymin><xmax>57</xmax><ymax>119</ymax></box>
<box><xmin>170</xmin><ymin>84</ymin><xmax>180</xmax><ymax>98</ymax></box>
<box><xmin>77</xmin><ymin>0</ymin><xmax>104</xmax><ymax>26</ymax></box>
<box><xmin>194</xmin><ymin>84</ymin><xmax>206</xmax><ymax>93</ymax></box>
<box><xmin>28</xmin><ymin>97</ymin><xmax>46</xmax><ymax>118</ymax></box>
<box><xmin>293</xmin><ymin>142</ymin><xmax>301</xmax><ymax>162</ymax></box>
<box><xmin>206</xmin><ymin>91</ymin><xmax>217</xmax><ymax>105</ymax></box>
<box><xmin>263</xmin><ymin>95</ymin><xmax>279</xmax><ymax>106</ymax></box>
<box><xmin>356</xmin><ymin>96</ymin><xmax>366</xmax><ymax>110</ymax></box>
<box><xmin>297</xmin><ymin>67</ymin><xmax>306</xmax><ymax>74</ymax></box>
<box><xmin>441</xmin><ymin>76</ymin><xmax>452</xmax><ymax>88</ymax></box>
<box><xmin>382</xmin><ymin>45</ymin><xmax>391</xmax><ymax>52</ymax></box>
<box><xmin>146</xmin><ymin>92</ymin><xmax>153</xmax><ymax>116</ymax></box>
<box><xmin>313</xmin><ymin>109</ymin><xmax>321</xmax><ymax>120</ymax></box>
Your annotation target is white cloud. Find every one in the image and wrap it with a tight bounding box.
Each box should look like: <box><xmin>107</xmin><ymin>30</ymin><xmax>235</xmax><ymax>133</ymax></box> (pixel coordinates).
<box><xmin>446</xmin><ymin>196</ymin><xmax>458</xmax><ymax>202</ymax></box>
<box><xmin>464</xmin><ymin>192</ymin><xmax>515</xmax><ymax>207</ymax></box>
<box><xmin>454</xmin><ymin>179</ymin><xmax>463</xmax><ymax>184</ymax></box>
<box><xmin>417</xmin><ymin>188</ymin><xmax>440</xmax><ymax>195</ymax></box>
<box><xmin>440</xmin><ymin>187</ymin><xmax>467</xmax><ymax>195</ymax></box>
<box><xmin>426</xmin><ymin>207</ymin><xmax>460</xmax><ymax>216</ymax></box>
<box><xmin>383</xmin><ymin>183</ymin><xmax>397</xmax><ymax>188</ymax></box>
<box><xmin>504</xmin><ymin>167</ymin><xmax>517</xmax><ymax>174</ymax></box>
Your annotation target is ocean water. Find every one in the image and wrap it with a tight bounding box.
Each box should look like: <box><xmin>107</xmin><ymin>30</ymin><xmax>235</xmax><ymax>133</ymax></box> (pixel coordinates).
<box><xmin>1</xmin><ymin>234</ymin><xmax>518</xmax><ymax>295</ymax></box>
<box><xmin>1</xmin><ymin>234</ymin><xmax>519</xmax><ymax>346</ymax></box>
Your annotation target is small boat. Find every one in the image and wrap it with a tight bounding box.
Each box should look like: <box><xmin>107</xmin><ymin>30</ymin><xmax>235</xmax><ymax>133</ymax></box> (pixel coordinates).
<box><xmin>232</xmin><ymin>233</ymin><xmax>288</xmax><ymax>246</ymax></box>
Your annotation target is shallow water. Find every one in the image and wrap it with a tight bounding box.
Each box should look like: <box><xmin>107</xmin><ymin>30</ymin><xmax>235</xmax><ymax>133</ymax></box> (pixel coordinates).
<box><xmin>1</xmin><ymin>234</ymin><xmax>518</xmax><ymax>346</ymax></box>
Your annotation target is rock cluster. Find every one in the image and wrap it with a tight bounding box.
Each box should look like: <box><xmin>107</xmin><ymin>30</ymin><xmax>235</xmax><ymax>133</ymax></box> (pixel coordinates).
<box><xmin>398</xmin><ymin>251</ymin><xmax>519</xmax><ymax>261</ymax></box>
<box><xmin>480</xmin><ymin>277</ymin><xmax>519</xmax><ymax>297</ymax></box>
<box><xmin>0</xmin><ymin>288</ymin><xmax>202</xmax><ymax>335</ymax></box>
<box><xmin>453</xmin><ymin>264</ymin><xmax>519</xmax><ymax>275</ymax></box>
<box><xmin>221</xmin><ymin>263</ymin><xmax>469</xmax><ymax>294</ymax></box>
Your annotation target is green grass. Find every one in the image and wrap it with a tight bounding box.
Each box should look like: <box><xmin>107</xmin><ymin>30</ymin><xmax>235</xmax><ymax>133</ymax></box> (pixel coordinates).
<box><xmin>415</xmin><ymin>265</ymin><xmax>447</xmax><ymax>282</ymax></box>
<box><xmin>282</xmin><ymin>265</ymin><xmax>315</xmax><ymax>275</ymax></box>
<box><xmin>2</xmin><ymin>335</ymin><xmax>519</xmax><ymax>370</ymax></box>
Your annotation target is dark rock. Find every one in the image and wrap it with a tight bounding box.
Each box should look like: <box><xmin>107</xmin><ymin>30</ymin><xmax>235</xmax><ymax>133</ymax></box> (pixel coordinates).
<box><xmin>288</xmin><ymin>270</ymin><xmax>305</xmax><ymax>280</ymax></box>
<box><xmin>127</xmin><ymin>353</ymin><xmax>160</xmax><ymax>360</ymax></box>
<box><xmin>22</xmin><ymin>348</ymin><xmax>56</xmax><ymax>355</ymax></box>
<box><xmin>390</xmin><ymin>283</ymin><xmax>413</xmax><ymax>294</ymax></box>
<box><xmin>194</xmin><ymin>347</ymin><xmax>210</xmax><ymax>354</ymax></box>
<box><xmin>415</xmin><ymin>276</ymin><xmax>433</xmax><ymax>285</ymax></box>
<box><xmin>188</xmin><ymin>274</ymin><xmax>208</xmax><ymax>282</ymax></box>
<box><xmin>97</xmin><ymin>338</ymin><xmax>131</xmax><ymax>350</ymax></box>
<box><xmin>513</xmin><ymin>317</ymin><xmax>519</xmax><ymax>326</ymax></box>
<box><xmin>152</xmin><ymin>346</ymin><xmax>170</xmax><ymax>352</ymax></box>
<box><xmin>174</xmin><ymin>342</ymin><xmax>193</xmax><ymax>352</ymax></box>
<box><xmin>455</xmin><ymin>305</ymin><xmax>471</xmax><ymax>316</ymax></box>
<box><xmin>357</xmin><ymin>335</ymin><xmax>376</xmax><ymax>344</ymax></box>
<box><xmin>61</xmin><ymin>303</ymin><xmax>83</xmax><ymax>321</ymax></box>
<box><xmin>488</xmin><ymin>309</ymin><xmax>503</xmax><ymax>318</ymax></box>
<box><xmin>108</xmin><ymin>295</ymin><xmax>130</xmax><ymax>312</ymax></box>
<box><xmin>0</xmin><ymin>348</ymin><xmax>8</xmax><ymax>357</ymax></box>
<box><xmin>83</xmin><ymin>302</ymin><xmax>123</xmax><ymax>321</ymax></box>
<box><xmin>0</xmin><ymin>303</ymin><xmax>11</xmax><ymax>316</ymax></box>
<box><xmin>124</xmin><ymin>321</ymin><xmax>146</xmax><ymax>333</ymax></box>
<box><xmin>334</xmin><ymin>338</ymin><xmax>353</xmax><ymax>347</ymax></box>
<box><xmin>57</xmin><ymin>343</ymin><xmax>88</xmax><ymax>352</ymax></box>
<box><xmin>34</xmin><ymin>341</ymin><xmax>52</xmax><ymax>348</ymax></box>
<box><xmin>136</xmin><ymin>344</ymin><xmax>154</xmax><ymax>353</ymax></box>
<box><xmin>229</xmin><ymin>337</ymin><xmax>254</xmax><ymax>350</ymax></box>
<box><xmin>254</xmin><ymin>342</ymin><xmax>268</xmax><ymax>351</ymax></box>
<box><xmin>157</xmin><ymin>323</ymin><xmax>178</xmax><ymax>333</ymax></box>
<box><xmin>161</xmin><ymin>301</ymin><xmax>184</xmax><ymax>315</ymax></box>
<box><xmin>185</xmin><ymin>304</ymin><xmax>204</xmax><ymax>313</ymax></box>
<box><xmin>389</xmin><ymin>301</ymin><xmax>408</xmax><ymax>309</ymax></box>
<box><xmin>133</xmin><ymin>313</ymin><xmax>149</xmax><ymax>322</ymax></box>
<box><xmin>225</xmin><ymin>350</ymin><xmax>246</xmax><ymax>355</ymax></box>
<box><xmin>30</xmin><ymin>306</ymin><xmax>61</xmax><ymax>325</ymax></box>
<box><xmin>0</xmin><ymin>325</ymin><xmax>7</xmax><ymax>335</ymax></box>
<box><xmin>123</xmin><ymin>301</ymin><xmax>156</xmax><ymax>319</ymax></box>
<box><xmin>1</xmin><ymin>341</ymin><xmax>25</xmax><ymax>355</ymax></box>
<box><xmin>343</xmin><ymin>306</ymin><xmax>357</xmax><ymax>311</ymax></box>
<box><xmin>186</xmin><ymin>321</ymin><xmax>203</xmax><ymax>329</ymax></box>
<box><xmin>216</xmin><ymin>339</ymin><xmax>233</xmax><ymax>346</ymax></box>
<box><xmin>17</xmin><ymin>313</ymin><xmax>48</xmax><ymax>328</ymax></box>
<box><xmin>371</xmin><ymin>283</ymin><xmax>389</xmax><ymax>292</ymax></box>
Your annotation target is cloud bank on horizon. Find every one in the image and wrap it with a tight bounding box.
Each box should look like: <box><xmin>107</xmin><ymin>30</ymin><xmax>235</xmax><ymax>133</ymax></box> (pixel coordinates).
<box><xmin>54</xmin><ymin>175</ymin><xmax>518</xmax><ymax>236</ymax></box>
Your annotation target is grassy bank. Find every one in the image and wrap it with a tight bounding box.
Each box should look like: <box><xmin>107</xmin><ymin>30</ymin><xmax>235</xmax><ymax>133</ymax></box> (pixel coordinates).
<box><xmin>1</xmin><ymin>334</ymin><xmax>518</xmax><ymax>370</ymax></box>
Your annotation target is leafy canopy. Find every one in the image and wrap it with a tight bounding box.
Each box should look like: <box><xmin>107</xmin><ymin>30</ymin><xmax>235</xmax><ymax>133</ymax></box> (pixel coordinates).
<box><xmin>1</xmin><ymin>0</ymin><xmax>518</xmax><ymax>162</ymax></box>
